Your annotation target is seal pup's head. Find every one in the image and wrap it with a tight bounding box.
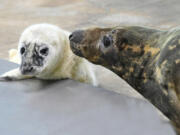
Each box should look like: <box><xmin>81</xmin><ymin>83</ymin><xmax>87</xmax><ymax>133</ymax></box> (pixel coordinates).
<box><xmin>18</xmin><ymin>24</ymin><xmax>69</xmax><ymax>77</ymax></box>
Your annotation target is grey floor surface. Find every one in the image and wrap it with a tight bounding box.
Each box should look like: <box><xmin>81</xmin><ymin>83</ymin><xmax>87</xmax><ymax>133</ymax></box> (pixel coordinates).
<box><xmin>0</xmin><ymin>59</ymin><xmax>176</xmax><ymax>135</ymax></box>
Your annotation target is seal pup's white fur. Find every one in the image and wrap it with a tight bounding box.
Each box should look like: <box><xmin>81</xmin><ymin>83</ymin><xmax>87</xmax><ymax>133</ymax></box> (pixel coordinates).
<box><xmin>0</xmin><ymin>24</ymin><xmax>98</xmax><ymax>86</ymax></box>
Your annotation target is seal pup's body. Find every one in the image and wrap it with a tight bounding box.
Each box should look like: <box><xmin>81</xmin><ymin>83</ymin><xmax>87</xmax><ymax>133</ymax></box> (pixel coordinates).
<box><xmin>0</xmin><ymin>24</ymin><xmax>97</xmax><ymax>86</ymax></box>
<box><xmin>69</xmin><ymin>26</ymin><xmax>180</xmax><ymax>133</ymax></box>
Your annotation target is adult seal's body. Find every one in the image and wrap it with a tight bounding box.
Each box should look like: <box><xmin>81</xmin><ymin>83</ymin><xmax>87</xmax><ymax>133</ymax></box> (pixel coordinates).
<box><xmin>69</xmin><ymin>26</ymin><xmax>180</xmax><ymax>133</ymax></box>
<box><xmin>0</xmin><ymin>24</ymin><xmax>97</xmax><ymax>86</ymax></box>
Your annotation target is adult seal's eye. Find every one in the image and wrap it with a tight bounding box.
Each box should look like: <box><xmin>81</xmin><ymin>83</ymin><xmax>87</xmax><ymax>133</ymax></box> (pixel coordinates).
<box><xmin>40</xmin><ymin>47</ymin><xmax>49</xmax><ymax>56</ymax></box>
<box><xmin>103</xmin><ymin>36</ymin><xmax>111</xmax><ymax>47</ymax></box>
<box><xmin>20</xmin><ymin>47</ymin><xmax>25</xmax><ymax>55</ymax></box>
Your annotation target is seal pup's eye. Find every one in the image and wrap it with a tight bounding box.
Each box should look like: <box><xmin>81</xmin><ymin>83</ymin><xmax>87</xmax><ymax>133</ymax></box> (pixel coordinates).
<box><xmin>103</xmin><ymin>36</ymin><xmax>111</xmax><ymax>47</ymax></box>
<box><xmin>40</xmin><ymin>47</ymin><xmax>49</xmax><ymax>56</ymax></box>
<box><xmin>20</xmin><ymin>47</ymin><xmax>25</xmax><ymax>55</ymax></box>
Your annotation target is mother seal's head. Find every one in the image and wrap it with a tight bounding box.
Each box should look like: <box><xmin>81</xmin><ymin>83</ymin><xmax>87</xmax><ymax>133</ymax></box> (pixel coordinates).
<box><xmin>69</xmin><ymin>28</ymin><xmax>117</xmax><ymax>66</ymax></box>
<box><xmin>18</xmin><ymin>24</ymin><xmax>68</xmax><ymax>76</ymax></box>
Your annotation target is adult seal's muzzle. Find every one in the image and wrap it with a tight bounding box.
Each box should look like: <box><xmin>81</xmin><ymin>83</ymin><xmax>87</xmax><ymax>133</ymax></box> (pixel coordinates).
<box><xmin>69</xmin><ymin>30</ymin><xmax>85</xmax><ymax>57</ymax></box>
<box><xmin>69</xmin><ymin>30</ymin><xmax>84</xmax><ymax>44</ymax></box>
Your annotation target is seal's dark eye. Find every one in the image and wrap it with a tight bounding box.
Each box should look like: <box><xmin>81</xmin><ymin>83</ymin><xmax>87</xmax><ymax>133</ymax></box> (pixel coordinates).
<box><xmin>40</xmin><ymin>47</ymin><xmax>49</xmax><ymax>56</ymax></box>
<box><xmin>20</xmin><ymin>47</ymin><xmax>25</xmax><ymax>55</ymax></box>
<box><xmin>103</xmin><ymin>36</ymin><xmax>111</xmax><ymax>47</ymax></box>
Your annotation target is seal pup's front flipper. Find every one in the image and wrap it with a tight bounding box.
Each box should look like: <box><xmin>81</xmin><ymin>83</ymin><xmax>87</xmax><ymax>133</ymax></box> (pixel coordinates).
<box><xmin>0</xmin><ymin>68</ymin><xmax>32</xmax><ymax>81</ymax></box>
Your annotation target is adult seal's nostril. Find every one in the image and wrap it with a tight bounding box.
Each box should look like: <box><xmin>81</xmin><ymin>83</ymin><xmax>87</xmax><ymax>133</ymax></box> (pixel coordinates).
<box><xmin>69</xmin><ymin>34</ymin><xmax>73</xmax><ymax>40</ymax></box>
<box><xmin>69</xmin><ymin>30</ymin><xmax>84</xmax><ymax>43</ymax></box>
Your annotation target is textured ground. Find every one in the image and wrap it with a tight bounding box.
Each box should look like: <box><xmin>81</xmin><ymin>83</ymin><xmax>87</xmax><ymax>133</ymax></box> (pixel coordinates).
<box><xmin>0</xmin><ymin>0</ymin><xmax>179</xmax><ymax>112</ymax></box>
<box><xmin>1</xmin><ymin>0</ymin><xmax>180</xmax><ymax>59</ymax></box>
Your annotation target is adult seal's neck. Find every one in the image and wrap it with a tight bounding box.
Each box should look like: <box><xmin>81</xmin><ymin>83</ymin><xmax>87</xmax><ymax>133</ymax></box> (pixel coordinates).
<box><xmin>99</xmin><ymin>26</ymin><xmax>180</xmax><ymax>133</ymax></box>
<box><xmin>108</xmin><ymin>26</ymin><xmax>164</xmax><ymax>89</ymax></box>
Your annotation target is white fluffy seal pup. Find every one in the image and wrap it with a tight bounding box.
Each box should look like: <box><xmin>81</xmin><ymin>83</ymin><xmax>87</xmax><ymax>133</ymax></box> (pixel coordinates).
<box><xmin>0</xmin><ymin>24</ymin><xmax>98</xmax><ymax>86</ymax></box>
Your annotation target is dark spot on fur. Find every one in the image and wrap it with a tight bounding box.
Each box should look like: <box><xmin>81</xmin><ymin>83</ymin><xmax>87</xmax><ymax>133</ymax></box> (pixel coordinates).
<box><xmin>33</xmin><ymin>44</ymin><xmax>44</xmax><ymax>66</ymax></box>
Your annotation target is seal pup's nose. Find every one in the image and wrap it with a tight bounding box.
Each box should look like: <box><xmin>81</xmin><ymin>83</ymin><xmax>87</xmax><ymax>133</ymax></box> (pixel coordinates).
<box><xmin>69</xmin><ymin>30</ymin><xmax>84</xmax><ymax>43</ymax></box>
<box><xmin>20</xmin><ymin>62</ymin><xmax>34</xmax><ymax>74</ymax></box>
<box><xmin>21</xmin><ymin>66</ymin><xmax>34</xmax><ymax>74</ymax></box>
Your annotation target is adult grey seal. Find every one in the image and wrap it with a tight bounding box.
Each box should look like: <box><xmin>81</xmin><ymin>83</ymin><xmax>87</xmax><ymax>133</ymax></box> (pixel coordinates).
<box><xmin>69</xmin><ymin>26</ymin><xmax>180</xmax><ymax>133</ymax></box>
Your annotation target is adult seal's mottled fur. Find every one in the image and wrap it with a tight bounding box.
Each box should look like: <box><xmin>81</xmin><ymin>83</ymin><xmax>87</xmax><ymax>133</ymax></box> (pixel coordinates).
<box><xmin>0</xmin><ymin>24</ymin><xmax>98</xmax><ymax>86</ymax></box>
<box><xmin>69</xmin><ymin>26</ymin><xmax>180</xmax><ymax>133</ymax></box>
